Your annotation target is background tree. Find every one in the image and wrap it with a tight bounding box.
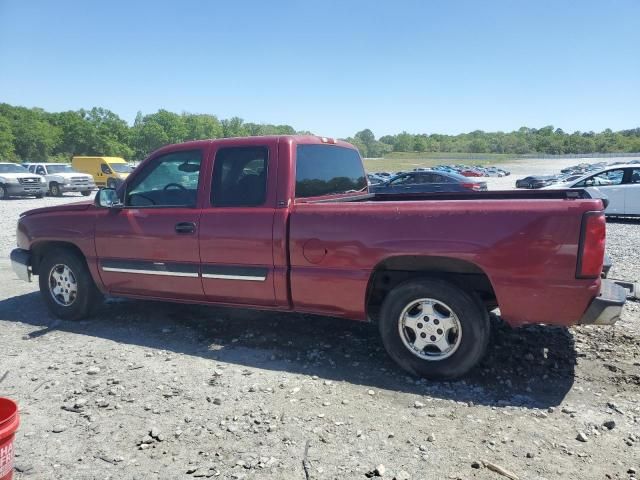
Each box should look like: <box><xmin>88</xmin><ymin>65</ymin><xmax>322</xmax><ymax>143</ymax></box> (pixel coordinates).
<box><xmin>0</xmin><ymin>115</ymin><xmax>16</xmax><ymax>160</ymax></box>
<box><xmin>0</xmin><ymin>102</ymin><xmax>639</xmax><ymax>162</ymax></box>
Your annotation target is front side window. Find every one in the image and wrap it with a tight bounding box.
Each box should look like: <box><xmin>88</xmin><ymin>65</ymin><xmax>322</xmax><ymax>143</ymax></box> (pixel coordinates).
<box><xmin>630</xmin><ymin>169</ymin><xmax>640</xmax><ymax>184</ymax></box>
<box><xmin>211</xmin><ymin>147</ymin><xmax>268</xmax><ymax>206</ymax></box>
<box><xmin>36</xmin><ymin>166</ymin><xmax>46</xmax><ymax>175</ymax></box>
<box><xmin>575</xmin><ymin>169</ymin><xmax>625</xmax><ymax>187</ymax></box>
<box><xmin>111</xmin><ymin>163</ymin><xmax>133</xmax><ymax>174</ymax></box>
<box><xmin>295</xmin><ymin>145</ymin><xmax>366</xmax><ymax>198</ymax></box>
<box><xmin>126</xmin><ymin>150</ymin><xmax>202</xmax><ymax>207</ymax></box>
<box><xmin>101</xmin><ymin>164</ymin><xmax>112</xmax><ymax>174</ymax></box>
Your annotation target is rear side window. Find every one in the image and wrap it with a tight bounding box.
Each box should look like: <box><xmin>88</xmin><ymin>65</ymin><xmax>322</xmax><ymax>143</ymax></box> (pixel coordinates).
<box><xmin>295</xmin><ymin>145</ymin><xmax>366</xmax><ymax>198</ymax></box>
<box><xmin>211</xmin><ymin>147</ymin><xmax>268</xmax><ymax>206</ymax></box>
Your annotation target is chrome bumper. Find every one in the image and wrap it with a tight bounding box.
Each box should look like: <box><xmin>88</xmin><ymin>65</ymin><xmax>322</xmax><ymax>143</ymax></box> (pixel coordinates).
<box><xmin>60</xmin><ymin>184</ymin><xmax>95</xmax><ymax>192</ymax></box>
<box><xmin>10</xmin><ymin>248</ymin><xmax>32</xmax><ymax>282</ymax></box>
<box><xmin>579</xmin><ymin>279</ymin><xmax>626</xmax><ymax>325</ymax></box>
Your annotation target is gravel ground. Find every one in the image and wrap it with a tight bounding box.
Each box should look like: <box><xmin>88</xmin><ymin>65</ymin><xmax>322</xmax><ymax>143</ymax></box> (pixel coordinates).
<box><xmin>0</xmin><ymin>163</ymin><xmax>639</xmax><ymax>480</ymax></box>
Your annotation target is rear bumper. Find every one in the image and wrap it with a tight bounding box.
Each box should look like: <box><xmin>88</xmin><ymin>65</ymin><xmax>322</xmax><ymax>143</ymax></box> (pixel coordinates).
<box><xmin>579</xmin><ymin>279</ymin><xmax>626</xmax><ymax>325</ymax></box>
<box><xmin>10</xmin><ymin>248</ymin><xmax>32</xmax><ymax>282</ymax></box>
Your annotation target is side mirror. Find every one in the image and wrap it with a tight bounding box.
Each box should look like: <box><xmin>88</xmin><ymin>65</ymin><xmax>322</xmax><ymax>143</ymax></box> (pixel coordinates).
<box><xmin>95</xmin><ymin>188</ymin><xmax>123</xmax><ymax>208</ymax></box>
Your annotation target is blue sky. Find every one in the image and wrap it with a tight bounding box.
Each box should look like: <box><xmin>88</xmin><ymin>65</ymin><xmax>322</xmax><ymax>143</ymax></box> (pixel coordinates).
<box><xmin>0</xmin><ymin>0</ymin><xmax>638</xmax><ymax>138</ymax></box>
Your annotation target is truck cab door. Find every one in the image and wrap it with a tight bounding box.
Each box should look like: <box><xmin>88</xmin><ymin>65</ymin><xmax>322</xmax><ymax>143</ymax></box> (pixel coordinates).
<box><xmin>94</xmin><ymin>149</ymin><xmax>205</xmax><ymax>300</ymax></box>
<box><xmin>198</xmin><ymin>141</ymin><xmax>278</xmax><ymax>306</ymax></box>
<box><xmin>624</xmin><ymin>168</ymin><xmax>640</xmax><ymax>215</ymax></box>
<box><xmin>579</xmin><ymin>169</ymin><xmax>626</xmax><ymax>215</ymax></box>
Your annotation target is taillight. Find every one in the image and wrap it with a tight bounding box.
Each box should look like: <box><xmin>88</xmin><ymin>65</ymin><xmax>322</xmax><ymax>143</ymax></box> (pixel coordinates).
<box><xmin>462</xmin><ymin>183</ymin><xmax>481</xmax><ymax>191</ymax></box>
<box><xmin>576</xmin><ymin>211</ymin><xmax>606</xmax><ymax>278</ymax></box>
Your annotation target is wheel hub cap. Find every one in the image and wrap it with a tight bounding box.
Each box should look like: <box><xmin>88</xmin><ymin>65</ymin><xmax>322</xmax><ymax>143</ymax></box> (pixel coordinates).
<box><xmin>398</xmin><ymin>298</ymin><xmax>462</xmax><ymax>361</ymax></box>
<box><xmin>48</xmin><ymin>264</ymin><xmax>78</xmax><ymax>307</ymax></box>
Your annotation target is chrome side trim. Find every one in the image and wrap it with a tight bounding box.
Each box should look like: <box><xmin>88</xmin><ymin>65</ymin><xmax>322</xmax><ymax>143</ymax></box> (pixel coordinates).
<box><xmin>102</xmin><ymin>267</ymin><xmax>198</xmax><ymax>278</ymax></box>
<box><xmin>202</xmin><ymin>273</ymin><xmax>266</xmax><ymax>282</ymax></box>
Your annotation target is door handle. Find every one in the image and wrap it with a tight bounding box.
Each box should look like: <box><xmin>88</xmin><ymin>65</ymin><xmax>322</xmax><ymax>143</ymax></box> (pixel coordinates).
<box><xmin>175</xmin><ymin>222</ymin><xmax>196</xmax><ymax>234</ymax></box>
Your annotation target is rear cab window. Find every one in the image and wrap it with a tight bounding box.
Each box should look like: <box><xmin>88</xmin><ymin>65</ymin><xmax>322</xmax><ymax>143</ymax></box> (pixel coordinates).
<box><xmin>211</xmin><ymin>147</ymin><xmax>268</xmax><ymax>206</ymax></box>
<box><xmin>295</xmin><ymin>144</ymin><xmax>366</xmax><ymax>199</ymax></box>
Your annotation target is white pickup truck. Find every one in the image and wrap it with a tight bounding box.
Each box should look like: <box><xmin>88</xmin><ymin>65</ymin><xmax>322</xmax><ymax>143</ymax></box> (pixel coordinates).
<box><xmin>25</xmin><ymin>163</ymin><xmax>95</xmax><ymax>197</ymax></box>
<box><xmin>0</xmin><ymin>162</ymin><xmax>46</xmax><ymax>199</ymax></box>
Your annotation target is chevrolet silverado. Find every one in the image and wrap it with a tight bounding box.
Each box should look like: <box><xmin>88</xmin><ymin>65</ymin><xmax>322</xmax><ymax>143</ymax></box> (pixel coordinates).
<box><xmin>10</xmin><ymin>136</ymin><xmax>627</xmax><ymax>378</ymax></box>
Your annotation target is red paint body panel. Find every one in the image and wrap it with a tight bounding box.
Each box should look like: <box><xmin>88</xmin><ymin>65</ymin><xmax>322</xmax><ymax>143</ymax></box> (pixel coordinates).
<box><xmin>288</xmin><ymin>199</ymin><xmax>602</xmax><ymax>325</ymax></box>
<box><xmin>94</xmin><ymin>208</ymin><xmax>204</xmax><ymax>300</ymax></box>
<box><xmin>15</xmin><ymin>135</ymin><xmax>606</xmax><ymax>328</ymax></box>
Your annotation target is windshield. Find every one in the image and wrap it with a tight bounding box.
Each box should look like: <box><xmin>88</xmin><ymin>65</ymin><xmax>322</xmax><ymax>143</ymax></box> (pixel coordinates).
<box><xmin>295</xmin><ymin>145</ymin><xmax>367</xmax><ymax>198</ymax></box>
<box><xmin>0</xmin><ymin>163</ymin><xmax>28</xmax><ymax>174</ymax></box>
<box><xmin>111</xmin><ymin>163</ymin><xmax>133</xmax><ymax>173</ymax></box>
<box><xmin>47</xmin><ymin>164</ymin><xmax>76</xmax><ymax>174</ymax></box>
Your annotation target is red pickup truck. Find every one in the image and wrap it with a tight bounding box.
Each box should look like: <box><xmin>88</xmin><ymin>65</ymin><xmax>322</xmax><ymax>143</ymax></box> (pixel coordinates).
<box><xmin>10</xmin><ymin>135</ymin><xmax>627</xmax><ymax>379</ymax></box>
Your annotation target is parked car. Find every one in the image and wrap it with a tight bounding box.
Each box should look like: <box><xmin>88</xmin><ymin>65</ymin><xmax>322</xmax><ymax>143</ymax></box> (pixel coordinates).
<box><xmin>0</xmin><ymin>162</ymin><xmax>46</xmax><ymax>199</ymax></box>
<box><xmin>72</xmin><ymin>156</ymin><xmax>133</xmax><ymax>188</ymax></box>
<box><xmin>544</xmin><ymin>164</ymin><xmax>640</xmax><ymax>216</ymax></box>
<box><xmin>24</xmin><ymin>163</ymin><xmax>95</xmax><ymax>197</ymax></box>
<box><xmin>458</xmin><ymin>168</ymin><xmax>484</xmax><ymax>177</ymax></box>
<box><xmin>10</xmin><ymin>135</ymin><xmax>625</xmax><ymax>380</ymax></box>
<box><xmin>515</xmin><ymin>175</ymin><xmax>558</xmax><ymax>189</ymax></box>
<box><xmin>369</xmin><ymin>170</ymin><xmax>487</xmax><ymax>193</ymax></box>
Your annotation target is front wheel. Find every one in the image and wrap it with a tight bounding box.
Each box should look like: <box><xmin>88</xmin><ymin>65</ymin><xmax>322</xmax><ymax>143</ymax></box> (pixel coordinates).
<box><xmin>378</xmin><ymin>279</ymin><xmax>489</xmax><ymax>379</ymax></box>
<box><xmin>50</xmin><ymin>182</ymin><xmax>62</xmax><ymax>197</ymax></box>
<box><xmin>81</xmin><ymin>191</ymin><xmax>92</xmax><ymax>197</ymax></box>
<box><xmin>38</xmin><ymin>248</ymin><xmax>103</xmax><ymax>320</ymax></box>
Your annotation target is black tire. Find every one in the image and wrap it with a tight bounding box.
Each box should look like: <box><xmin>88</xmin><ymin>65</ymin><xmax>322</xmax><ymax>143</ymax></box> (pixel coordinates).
<box><xmin>50</xmin><ymin>182</ymin><xmax>62</xmax><ymax>197</ymax></box>
<box><xmin>0</xmin><ymin>184</ymin><xmax>7</xmax><ymax>200</ymax></box>
<box><xmin>34</xmin><ymin>192</ymin><xmax>44</xmax><ymax>198</ymax></box>
<box><xmin>81</xmin><ymin>191</ymin><xmax>91</xmax><ymax>197</ymax></box>
<box><xmin>38</xmin><ymin>248</ymin><xmax>103</xmax><ymax>321</ymax></box>
<box><xmin>378</xmin><ymin>278</ymin><xmax>489</xmax><ymax>380</ymax></box>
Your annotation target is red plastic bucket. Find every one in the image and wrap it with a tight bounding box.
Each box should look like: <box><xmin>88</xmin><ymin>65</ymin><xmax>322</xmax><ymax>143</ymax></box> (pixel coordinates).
<box><xmin>0</xmin><ymin>398</ymin><xmax>19</xmax><ymax>480</ymax></box>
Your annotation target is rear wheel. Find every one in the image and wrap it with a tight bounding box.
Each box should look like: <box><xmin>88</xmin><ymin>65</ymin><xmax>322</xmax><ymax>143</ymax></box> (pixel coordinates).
<box><xmin>38</xmin><ymin>248</ymin><xmax>103</xmax><ymax>320</ymax></box>
<box><xmin>81</xmin><ymin>191</ymin><xmax>91</xmax><ymax>197</ymax></box>
<box><xmin>50</xmin><ymin>182</ymin><xmax>62</xmax><ymax>197</ymax></box>
<box><xmin>378</xmin><ymin>279</ymin><xmax>489</xmax><ymax>379</ymax></box>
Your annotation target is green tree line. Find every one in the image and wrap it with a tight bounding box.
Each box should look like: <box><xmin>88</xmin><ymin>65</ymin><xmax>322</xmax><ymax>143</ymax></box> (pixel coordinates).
<box><xmin>0</xmin><ymin>103</ymin><xmax>296</xmax><ymax>162</ymax></box>
<box><xmin>1</xmin><ymin>103</ymin><xmax>639</xmax><ymax>162</ymax></box>
<box><xmin>346</xmin><ymin>126</ymin><xmax>640</xmax><ymax>158</ymax></box>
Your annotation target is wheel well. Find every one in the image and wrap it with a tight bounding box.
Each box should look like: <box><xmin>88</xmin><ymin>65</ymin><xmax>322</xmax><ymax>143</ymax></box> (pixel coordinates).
<box><xmin>31</xmin><ymin>241</ymin><xmax>85</xmax><ymax>275</ymax></box>
<box><xmin>365</xmin><ymin>256</ymin><xmax>497</xmax><ymax>322</ymax></box>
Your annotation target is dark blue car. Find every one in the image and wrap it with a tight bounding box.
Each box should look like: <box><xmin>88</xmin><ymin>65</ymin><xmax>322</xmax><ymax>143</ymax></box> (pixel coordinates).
<box><xmin>369</xmin><ymin>170</ymin><xmax>487</xmax><ymax>194</ymax></box>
